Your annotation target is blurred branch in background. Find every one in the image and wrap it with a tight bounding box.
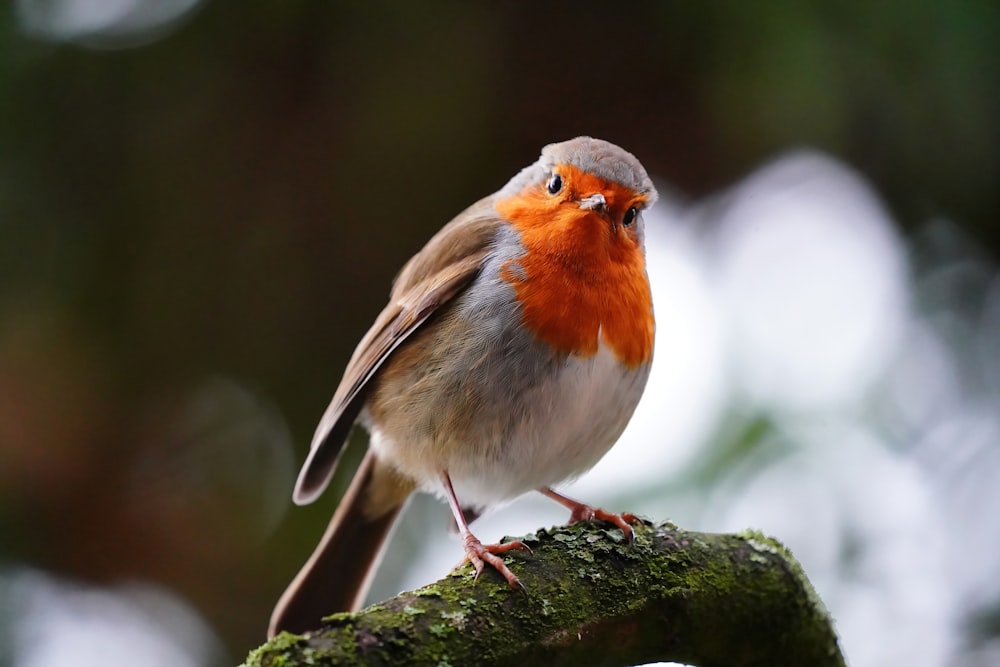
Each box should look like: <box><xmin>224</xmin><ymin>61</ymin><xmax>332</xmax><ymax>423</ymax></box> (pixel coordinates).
<box><xmin>0</xmin><ymin>2</ymin><xmax>997</xmax><ymax>667</ymax></box>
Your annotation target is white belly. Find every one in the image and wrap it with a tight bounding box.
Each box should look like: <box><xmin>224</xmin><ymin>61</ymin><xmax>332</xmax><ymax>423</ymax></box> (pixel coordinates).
<box><xmin>367</xmin><ymin>339</ymin><xmax>650</xmax><ymax>509</ymax></box>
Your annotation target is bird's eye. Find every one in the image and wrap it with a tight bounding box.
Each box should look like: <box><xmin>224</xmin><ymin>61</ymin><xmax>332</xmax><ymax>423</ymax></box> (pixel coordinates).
<box><xmin>547</xmin><ymin>173</ymin><xmax>562</xmax><ymax>195</ymax></box>
<box><xmin>622</xmin><ymin>207</ymin><xmax>638</xmax><ymax>227</ymax></box>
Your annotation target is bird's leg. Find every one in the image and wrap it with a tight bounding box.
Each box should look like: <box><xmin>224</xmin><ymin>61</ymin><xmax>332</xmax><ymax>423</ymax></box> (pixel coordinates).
<box><xmin>539</xmin><ymin>487</ymin><xmax>638</xmax><ymax>542</ymax></box>
<box><xmin>441</xmin><ymin>471</ymin><xmax>528</xmax><ymax>589</ymax></box>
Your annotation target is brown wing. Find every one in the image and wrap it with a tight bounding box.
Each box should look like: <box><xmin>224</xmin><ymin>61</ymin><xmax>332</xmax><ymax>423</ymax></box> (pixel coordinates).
<box><xmin>293</xmin><ymin>196</ymin><xmax>503</xmax><ymax>504</ymax></box>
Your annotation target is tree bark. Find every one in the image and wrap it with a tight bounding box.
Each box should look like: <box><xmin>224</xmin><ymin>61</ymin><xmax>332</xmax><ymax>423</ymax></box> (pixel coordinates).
<box><xmin>244</xmin><ymin>520</ymin><xmax>846</xmax><ymax>667</ymax></box>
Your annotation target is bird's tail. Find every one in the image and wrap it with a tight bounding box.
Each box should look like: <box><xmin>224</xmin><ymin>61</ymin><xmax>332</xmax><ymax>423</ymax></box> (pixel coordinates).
<box><xmin>268</xmin><ymin>449</ymin><xmax>411</xmax><ymax>637</ymax></box>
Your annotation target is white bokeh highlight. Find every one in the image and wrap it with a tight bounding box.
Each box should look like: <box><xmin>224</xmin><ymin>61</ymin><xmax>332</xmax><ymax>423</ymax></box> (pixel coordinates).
<box><xmin>16</xmin><ymin>0</ymin><xmax>200</xmax><ymax>47</ymax></box>
<box><xmin>7</xmin><ymin>570</ymin><xmax>222</xmax><ymax>667</ymax></box>
<box><xmin>713</xmin><ymin>151</ymin><xmax>908</xmax><ymax>413</ymax></box>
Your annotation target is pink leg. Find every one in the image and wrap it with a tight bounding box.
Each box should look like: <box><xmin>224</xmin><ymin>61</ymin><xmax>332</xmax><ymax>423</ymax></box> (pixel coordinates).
<box><xmin>540</xmin><ymin>487</ymin><xmax>638</xmax><ymax>542</ymax></box>
<box><xmin>442</xmin><ymin>472</ymin><xmax>529</xmax><ymax>588</ymax></box>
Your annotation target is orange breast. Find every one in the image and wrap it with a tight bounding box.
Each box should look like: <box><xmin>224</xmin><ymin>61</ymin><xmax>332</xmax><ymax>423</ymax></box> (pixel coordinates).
<box><xmin>495</xmin><ymin>165</ymin><xmax>654</xmax><ymax>368</ymax></box>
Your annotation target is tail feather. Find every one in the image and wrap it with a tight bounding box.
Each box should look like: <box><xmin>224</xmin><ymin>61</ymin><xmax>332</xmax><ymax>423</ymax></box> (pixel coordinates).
<box><xmin>268</xmin><ymin>450</ymin><xmax>407</xmax><ymax>637</ymax></box>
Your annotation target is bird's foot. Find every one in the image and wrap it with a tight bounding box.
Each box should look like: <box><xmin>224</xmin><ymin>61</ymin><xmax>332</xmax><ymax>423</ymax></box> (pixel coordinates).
<box><xmin>540</xmin><ymin>487</ymin><xmax>639</xmax><ymax>542</ymax></box>
<box><xmin>459</xmin><ymin>532</ymin><xmax>530</xmax><ymax>589</ymax></box>
<box><xmin>568</xmin><ymin>505</ymin><xmax>639</xmax><ymax>542</ymax></box>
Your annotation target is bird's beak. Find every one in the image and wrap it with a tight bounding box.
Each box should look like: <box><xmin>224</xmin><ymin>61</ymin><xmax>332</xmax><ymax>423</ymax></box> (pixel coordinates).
<box><xmin>578</xmin><ymin>193</ymin><xmax>607</xmax><ymax>211</ymax></box>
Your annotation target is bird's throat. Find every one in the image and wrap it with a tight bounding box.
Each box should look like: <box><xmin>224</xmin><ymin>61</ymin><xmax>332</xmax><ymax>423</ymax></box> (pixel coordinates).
<box><xmin>496</xmin><ymin>186</ymin><xmax>654</xmax><ymax>368</ymax></box>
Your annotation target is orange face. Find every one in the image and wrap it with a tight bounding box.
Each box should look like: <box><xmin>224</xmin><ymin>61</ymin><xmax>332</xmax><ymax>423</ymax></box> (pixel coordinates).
<box><xmin>496</xmin><ymin>162</ymin><xmax>654</xmax><ymax>368</ymax></box>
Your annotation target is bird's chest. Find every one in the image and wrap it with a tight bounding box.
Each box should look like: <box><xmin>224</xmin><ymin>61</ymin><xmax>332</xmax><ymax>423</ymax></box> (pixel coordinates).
<box><xmin>494</xmin><ymin>207</ymin><xmax>654</xmax><ymax>367</ymax></box>
<box><xmin>495</xmin><ymin>340</ymin><xmax>650</xmax><ymax>487</ymax></box>
<box><xmin>385</xmin><ymin>328</ymin><xmax>650</xmax><ymax>508</ymax></box>
<box><xmin>365</xmin><ymin>228</ymin><xmax>653</xmax><ymax>505</ymax></box>
<box><xmin>368</xmin><ymin>340</ymin><xmax>648</xmax><ymax>506</ymax></box>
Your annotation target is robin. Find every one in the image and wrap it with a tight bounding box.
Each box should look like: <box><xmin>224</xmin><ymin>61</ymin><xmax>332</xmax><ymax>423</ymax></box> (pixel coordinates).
<box><xmin>268</xmin><ymin>136</ymin><xmax>657</xmax><ymax>637</ymax></box>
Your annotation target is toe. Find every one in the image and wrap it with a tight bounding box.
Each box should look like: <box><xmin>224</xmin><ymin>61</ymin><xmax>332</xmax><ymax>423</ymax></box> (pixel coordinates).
<box><xmin>487</xmin><ymin>539</ymin><xmax>531</xmax><ymax>555</ymax></box>
<box><xmin>458</xmin><ymin>533</ymin><xmax>528</xmax><ymax>588</ymax></box>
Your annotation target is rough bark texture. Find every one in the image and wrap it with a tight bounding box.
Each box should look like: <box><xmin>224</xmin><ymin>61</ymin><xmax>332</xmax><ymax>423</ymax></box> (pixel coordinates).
<box><xmin>243</xmin><ymin>520</ymin><xmax>846</xmax><ymax>667</ymax></box>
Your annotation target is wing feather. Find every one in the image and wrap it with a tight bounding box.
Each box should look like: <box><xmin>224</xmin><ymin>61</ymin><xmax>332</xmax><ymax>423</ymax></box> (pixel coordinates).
<box><xmin>293</xmin><ymin>197</ymin><xmax>502</xmax><ymax>504</ymax></box>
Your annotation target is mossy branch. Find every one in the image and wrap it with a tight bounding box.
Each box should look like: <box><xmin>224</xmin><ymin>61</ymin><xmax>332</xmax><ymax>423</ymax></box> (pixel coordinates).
<box><xmin>244</xmin><ymin>521</ymin><xmax>846</xmax><ymax>667</ymax></box>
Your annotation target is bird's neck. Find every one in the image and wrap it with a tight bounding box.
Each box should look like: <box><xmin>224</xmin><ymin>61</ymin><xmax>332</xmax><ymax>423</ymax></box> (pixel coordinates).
<box><xmin>497</xmin><ymin>205</ymin><xmax>654</xmax><ymax>368</ymax></box>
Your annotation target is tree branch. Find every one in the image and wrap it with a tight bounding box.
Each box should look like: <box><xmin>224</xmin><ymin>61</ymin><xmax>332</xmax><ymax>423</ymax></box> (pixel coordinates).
<box><xmin>244</xmin><ymin>520</ymin><xmax>846</xmax><ymax>667</ymax></box>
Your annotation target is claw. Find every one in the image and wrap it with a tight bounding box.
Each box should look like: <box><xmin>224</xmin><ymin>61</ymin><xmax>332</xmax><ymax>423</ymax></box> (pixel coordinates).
<box><xmin>460</xmin><ymin>533</ymin><xmax>529</xmax><ymax>588</ymax></box>
<box><xmin>541</xmin><ymin>487</ymin><xmax>640</xmax><ymax>542</ymax></box>
<box><xmin>580</xmin><ymin>508</ymin><xmax>638</xmax><ymax>543</ymax></box>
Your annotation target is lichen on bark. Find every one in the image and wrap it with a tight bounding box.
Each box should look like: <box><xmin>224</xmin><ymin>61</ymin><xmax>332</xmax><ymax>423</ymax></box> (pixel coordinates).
<box><xmin>243</xmin><ymin>520</ymin><xmax>846</xmax><ymax>667</ymax></box>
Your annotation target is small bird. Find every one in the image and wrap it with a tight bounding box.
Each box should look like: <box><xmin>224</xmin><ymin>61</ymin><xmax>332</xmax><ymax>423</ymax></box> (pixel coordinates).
<box><xmin>268</xmin><ymin>137</ymin><xmax>657</xmax><ymax>637</ymax></box>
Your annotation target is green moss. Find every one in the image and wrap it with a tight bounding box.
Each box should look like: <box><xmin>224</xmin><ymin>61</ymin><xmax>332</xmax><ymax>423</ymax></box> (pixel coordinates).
<box><xmin>241</xmin><ymin>631</ymin><xmax>305</xmax><ymax>667</ymax></box>
<box><xmin>244</xmin><ymin>520</ymin><xmax>843</xmax><ymax>666</ymax></box>
<box><xmin>538</xmin><ymin>598</ymin><xmax>554</xmax><ymax>617</ymax></box>
<box><xmin>414</xmin><ymin>585</ymin><xmax>443</xmax><ymax>599</ymax></box>
<box><xmin>429</xmin><ymin>623</ymin><xmax>451</xmax><ymax>637</ymax></box>
<box><xmin>738</xmin><ymin>529</ymin><xmax>796</xmax><ymax>566</ymax></box>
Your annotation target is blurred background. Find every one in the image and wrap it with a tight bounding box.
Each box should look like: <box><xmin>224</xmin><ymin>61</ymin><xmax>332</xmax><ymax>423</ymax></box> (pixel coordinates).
<box><xmin>1</xmin><ymin>1</ymin><xmax>998</xmax><ymax>666</ymax></box>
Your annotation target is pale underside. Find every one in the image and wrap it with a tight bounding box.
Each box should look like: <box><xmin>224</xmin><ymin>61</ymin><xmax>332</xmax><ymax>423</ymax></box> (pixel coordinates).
<box><xmin>364</xmin><ymin>340</ymin><xmax>649</xmax><ymax>509</ymax></box>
